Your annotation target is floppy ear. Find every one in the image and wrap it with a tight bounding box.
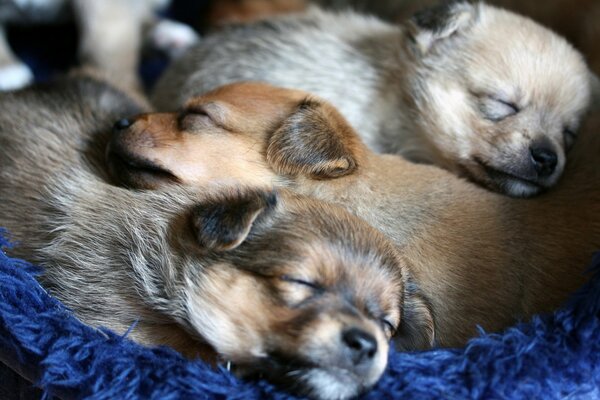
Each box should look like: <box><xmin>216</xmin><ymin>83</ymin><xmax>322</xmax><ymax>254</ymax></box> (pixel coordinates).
<box><xmin>190</xmin><ymin>189</ymin><xmax>278</xmax><ymax>252</ymax></box>
<box><xmin>394</xmin><ymin>278</ymin><xmax>436</xmax><ymax>350</ymax></box>
<box><xmin>408</xmin><ymin>1</ymin><xmax>479</xmax><ymax>55</ymax></box>
<box><xmin>267</xmin><ymin>99</ymin><xmax>358</xmax><ymax>180</ymax></box>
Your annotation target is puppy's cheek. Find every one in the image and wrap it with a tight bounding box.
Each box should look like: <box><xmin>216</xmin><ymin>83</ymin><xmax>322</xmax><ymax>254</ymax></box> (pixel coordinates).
<box><xmin>420</xmin><ymin>80</ymin><xmax>475</xmax><ymax>160</ymax></box>
<box><xmin>297</xmin><ymin>314</ymin><xmax>341</xmax><ymax>363</ymax></box>
<box><xmin>186</xmin><ymin>292</ymin><xmax>260</xmax><ymax>358</ymax></box>
<box><xmin>359</xmin><ymin>322</ymin><xmax>389</xmax><ymax>385</ymax></box>
<box><xmin>184</xmin><ymin>271</ymin><xmax>270</xmax><ymax>359</ymax></box>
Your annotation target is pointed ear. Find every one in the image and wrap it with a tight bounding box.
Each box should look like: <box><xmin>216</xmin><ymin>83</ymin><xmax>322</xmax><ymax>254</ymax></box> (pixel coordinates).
<box><xmin>394</xmin><ymin>278</ymin><xmax>435</xmax><ymax>350</ymax></box>
<box><xmin>190</xmin><ymin>189</ymin><xmax>278</xmax><ymax>252</ymax></box>
<box><xmin>266</xmin><ymin>99</ymin><xmax>359</xmax><ymax>180</ymax></box>
<box><xmin>408</xmin><ymin>1</ymin><xmax>479</xmax><ymax>55</ymax></box>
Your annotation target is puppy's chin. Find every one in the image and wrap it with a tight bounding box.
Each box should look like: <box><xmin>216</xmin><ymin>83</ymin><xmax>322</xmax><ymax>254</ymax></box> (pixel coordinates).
<box><xmin>106</xmin><ymin>143</ymin><xmax>179</xmax><ymax>189</ymax></box>
<box><xmin>459</xmin><ymin>161</ymin><xmax>547</xmax><ymax>198</ymax></box>
<box><xmin>298</xmin><ymin>368</ymin><xmax>367</xmax><ymax>400</ymax></box>
<box><xmin>233</xmin><ymin>355</ymin><xmax>380</xmax><ymax>400</ymax></box>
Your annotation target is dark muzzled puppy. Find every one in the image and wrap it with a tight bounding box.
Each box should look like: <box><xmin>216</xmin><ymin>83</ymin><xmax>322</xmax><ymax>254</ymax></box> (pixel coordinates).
<box><xmin>109</xmin><ymin>82</ymin><xmax>600</xmax><ymax>347</ymax></box>
<box><xmin>0</xmin><ymin>76</ymin><xmax>434</xmax><ymax>400</ymax></box>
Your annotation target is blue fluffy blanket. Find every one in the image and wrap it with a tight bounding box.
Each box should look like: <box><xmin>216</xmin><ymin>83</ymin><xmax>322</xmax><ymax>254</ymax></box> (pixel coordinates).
<box><xmin>1</xmin><ymin>230</ymin><xmax>599</xmax><ymax>399</ymax></box>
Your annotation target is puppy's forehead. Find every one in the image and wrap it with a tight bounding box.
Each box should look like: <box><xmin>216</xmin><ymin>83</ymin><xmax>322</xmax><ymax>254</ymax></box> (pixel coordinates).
<box><xmin>277</xmin><ymin>238</ymin><xmax>402</xmax><ymax>321</ymax></box>
<box><xmin>466</xmin><ymin>6</ymin><xmax>591</xmax><ymax>115</ymax></box>
<box><xmin>189</xmin><ymin>83</ymin><xmax>302</xmax><ymax>113</ymax></box>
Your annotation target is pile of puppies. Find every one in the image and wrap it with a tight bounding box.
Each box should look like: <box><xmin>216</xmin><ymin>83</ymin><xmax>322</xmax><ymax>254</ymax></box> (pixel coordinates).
<box><xmin>1</xmin><ymin>1</ymin><xmax>599</xmax><ymax>399</ymax></box>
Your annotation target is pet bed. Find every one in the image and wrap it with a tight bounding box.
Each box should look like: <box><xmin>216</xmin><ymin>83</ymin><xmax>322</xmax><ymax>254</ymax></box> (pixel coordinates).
<box><xmin>3</xmin><ymin>0</ymin><xmax>600</xmax><ymax>397</ymax></box>
<box><xmin>1</xmin><ymin>229</ymin><xmax>599</xmax><ymax>399</ymax></box>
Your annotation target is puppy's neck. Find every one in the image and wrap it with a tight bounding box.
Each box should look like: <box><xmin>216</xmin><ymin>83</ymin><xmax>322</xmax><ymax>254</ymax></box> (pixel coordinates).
<box><xmin>355</xmin><ymin>29</ymin><xmax>427</xmax><ymax>156</ymax></box>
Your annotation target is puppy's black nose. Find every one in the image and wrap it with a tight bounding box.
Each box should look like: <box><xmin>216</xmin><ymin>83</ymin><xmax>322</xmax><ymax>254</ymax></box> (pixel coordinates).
<box><xmin>342</xmin><ymin>328</ymin><xmax>377</xmax><ymax>365</ymax></box>
<box><xmin>113</xmin><ymin>118</ymin><xmax>133</xmax><ymax>131</ymax></box>
<box><xmin>530</xmin><ymin>146</ymin><xmax>557</xmax><ymax>178</ymax></box>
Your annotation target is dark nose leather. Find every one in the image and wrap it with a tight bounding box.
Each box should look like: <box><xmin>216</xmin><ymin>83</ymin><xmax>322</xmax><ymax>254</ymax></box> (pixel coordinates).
<box><xmin>530</xmin><ymin>146</ymin><xmax>558</xmax><ymax>178</ymax></box>
<box><xmin>342</xmin><ymin>327</ymin><xmax>377</xmax><ymax>365</ymax></box>
<box><xmin>113</xmin><ymin>118</ymin><xmax>133</xmax><ymax>131</ymax></box>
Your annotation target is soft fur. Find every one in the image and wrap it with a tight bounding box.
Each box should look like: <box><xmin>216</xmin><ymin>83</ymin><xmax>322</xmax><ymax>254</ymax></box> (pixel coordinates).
<box><xmin>0</xmin><ymin>76</ymin><xmax>438</xmax><ymax>399</ymax></box>
<box><xmin>152</xmin><ymin>1</ymin><xmax>595</xmax><ymax>197</ymax></box>
<box><xmin>1</xmin><ymin>233</ymin><xmax>599</xmax><ymax>399</ymax></box>
<box><xmin>111</xmin><ymin>82</ymin><xmax>600</xmax><ymax>347</ymax></box>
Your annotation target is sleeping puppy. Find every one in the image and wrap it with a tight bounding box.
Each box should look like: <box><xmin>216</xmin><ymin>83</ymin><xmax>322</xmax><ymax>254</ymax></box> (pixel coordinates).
<box><xmin>109</xmin><ymin>82</ymin><xmax>600</xmax><ymax>347</ymax></box>
<box><xmin>0</xmin><ymin>76</ymin><xmax>434</xmax><ymax>400</ymax></box>
<box><xmin>313</xmin><ymin>0</ymin><xmax>600</xmax><ymax>75</ymax></box>
<box><xmin>152</xmin><ymin>1</ymin><xmax>595</xmax><ymax>197</ymax></box>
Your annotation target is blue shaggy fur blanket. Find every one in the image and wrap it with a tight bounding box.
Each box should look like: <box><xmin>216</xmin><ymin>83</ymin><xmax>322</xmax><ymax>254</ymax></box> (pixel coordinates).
<box><xmin>1</xmin><ymin>230</ymin><xmax>599</xmax><ymax>399</ymax></box>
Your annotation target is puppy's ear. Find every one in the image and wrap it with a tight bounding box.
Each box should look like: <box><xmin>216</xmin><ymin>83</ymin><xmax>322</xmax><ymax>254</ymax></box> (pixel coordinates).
<box><xmin>394</xmin><ymin>278</ymin><xmax>435</xmax><ymax>350</ymax></box>
<box><xmin>190</xmin><ymin>189</ymin><xmax>278</xmax><ymax>252</ymax></box>
<box><xmin>267</xmin><ymin>99</ymin><xmax>358</xmax><ymax>180</ymax></box>
<box><xmin>408</xmin><ymin>1</ymin><xmax>479</xmax><ymax>55</ymax></box>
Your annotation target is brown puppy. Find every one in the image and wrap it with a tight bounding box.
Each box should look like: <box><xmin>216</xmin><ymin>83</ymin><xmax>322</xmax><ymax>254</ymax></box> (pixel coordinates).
<box><xmin>107</xmin><ymin>82</ymin><xmax>600</xmax><ymax>347</ymax></box>
<box><xmin>0</xmin><ymin>77</ymin><xmax>434</xmax><ymax>400</ymax></box>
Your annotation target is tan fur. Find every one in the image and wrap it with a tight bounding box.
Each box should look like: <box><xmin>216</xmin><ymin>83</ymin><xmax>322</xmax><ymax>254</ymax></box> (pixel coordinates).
<box><xmin>203</xmin><ymin>0</ymin><xmax>600</xmax><ymax>75</ymax></box>
<box><xmin>0</xmin><ymin>77</ymin><xmax>439</xmax><ymax>399</ymax></box>
<box><xmin>110</xmin><ymin>82</ymin><xmax>600</xmax><ymax>347</ymax></box>
<box><xmin>152</xmin><ymin>2</ymin><xmax>594</xmax><ymax>197</ymax></box>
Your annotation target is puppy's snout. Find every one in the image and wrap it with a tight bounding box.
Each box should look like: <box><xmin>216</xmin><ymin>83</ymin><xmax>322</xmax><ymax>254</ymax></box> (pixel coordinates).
<box><xmin>530</xmin><ymin>145</ymin><xmax>558</xmax><ymax>178</ymax></box>
<box><xmin>342</xmin><ymin>327</ymin><xmax>377</xmax><ymax>365</ymax></box>
<box><xmin>113</xmin><ymin>118</ymin><xmax>134</xmax><ymax>131</ymax></box>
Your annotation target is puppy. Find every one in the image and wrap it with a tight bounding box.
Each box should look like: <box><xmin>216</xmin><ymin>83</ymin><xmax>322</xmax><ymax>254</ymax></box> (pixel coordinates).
<box><xmin>152</xmin><ymin>1</ymin><xmax>595</xmax><ymax>197</ymax></box>
<box><xmin>111</xmin><ymin>82</ymin><xmax>600</xmax><ymax>347</ymax></box>
<box><xmin>313</xmin><ymin>0</ymin><xmax>600</xmax><ymax>75</ymax></box>
<box><xmin>0</xmin><ymin>76</ymin><xmax>434</xmax><ymax>400</ymax></box>
<box><xmin>0</xmin><ymin>0</ymin><xmax>198</xmax><ymax>91</ymax></box>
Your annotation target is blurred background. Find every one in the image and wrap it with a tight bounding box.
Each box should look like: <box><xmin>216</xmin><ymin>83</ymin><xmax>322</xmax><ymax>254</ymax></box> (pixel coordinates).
<box><xmin>2</xmin><ymin>0</ymin><xmax>598</xmax><ymax>90</ymax></box>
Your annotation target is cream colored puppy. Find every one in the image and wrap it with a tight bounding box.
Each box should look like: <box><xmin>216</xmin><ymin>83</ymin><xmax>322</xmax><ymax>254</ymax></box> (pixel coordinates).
<box><xmin>153</xmin><ymin>1</ymin><xmax>594</xmax><ymax>197</ymax></box>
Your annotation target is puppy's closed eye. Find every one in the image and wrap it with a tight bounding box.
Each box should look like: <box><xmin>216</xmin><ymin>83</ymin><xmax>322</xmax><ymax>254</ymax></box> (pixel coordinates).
<box><xmin>563</xmin><ymin>127</ymin><xmax>578</xmax><ymax>150</ymax></box>
<box><xmin>380</xmin><ymin>318</ymin><xmax>396</xmax><ymax>338</ymax></box>
<box><xmin>479</xmin><ymin>96</ymin><xmax>520</xmax><ymax>122</ymax></box>
<box><xmin>278</xmin><ymin>275</ymin><xmax>324</xmax><ymax>305</ymax></box>
<box><xmin>179</xmin><ymin>102</ymin><xmax>229</xmax><ymax>131</ymax></box>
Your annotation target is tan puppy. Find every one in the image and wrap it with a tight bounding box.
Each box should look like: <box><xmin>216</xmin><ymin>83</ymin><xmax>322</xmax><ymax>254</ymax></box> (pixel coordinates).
<box><xmin>108</xmin><ymin>82</ymin><xmax>600</xmax><ymax>347</ymax></box>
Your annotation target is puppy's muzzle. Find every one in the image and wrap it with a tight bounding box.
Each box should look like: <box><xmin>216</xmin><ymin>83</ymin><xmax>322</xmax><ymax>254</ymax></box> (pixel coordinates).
<box><xmin>106</xmin><ymin>116</ymin><xmax>179</xmax><ymax>189</ymax></box>
<box><xmin>473</xmin><ymin>137</ymin><xmax>562</xmax><ymax>197</ymax></box>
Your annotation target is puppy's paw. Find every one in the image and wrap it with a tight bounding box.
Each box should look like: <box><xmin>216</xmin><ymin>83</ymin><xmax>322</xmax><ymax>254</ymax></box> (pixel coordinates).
<box><xmin>0</xmin><ymin>63</ymin><xmax>34</xmax><ymax>91</ymax></box>
<box><xmin>149</xmin><ymin>20</ymin><xmax>199</xmax><ymax>59</ymax></box>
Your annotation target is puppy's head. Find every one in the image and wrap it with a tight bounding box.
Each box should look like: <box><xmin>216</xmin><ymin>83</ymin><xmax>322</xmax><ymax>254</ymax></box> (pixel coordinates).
<box><xmin>405</xmin><ymin>1</ymin><xmax>593</xmax><ymax>197</ymax></box>
<box><xmin>179</xmin><ymin>188</ymin><xmax>434</xmax><ymax>399</ymax></box>
<box><xmin>106</xmin><ymin>82</ymin><xmax>363</xmax><ymax>189</ymax></box>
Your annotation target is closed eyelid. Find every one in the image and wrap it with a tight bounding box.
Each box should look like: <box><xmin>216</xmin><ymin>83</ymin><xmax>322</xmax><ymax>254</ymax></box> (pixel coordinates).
<box><xmin>478</xmin><ymin>95</ymin><xmax>520</xmax><ymax>121</ymax></box>
<box><xmin>178</xmin><ymin>107</ymin><xmax>227</xmax><ymax>132</ymax></box>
